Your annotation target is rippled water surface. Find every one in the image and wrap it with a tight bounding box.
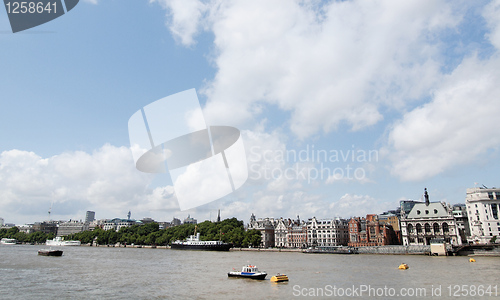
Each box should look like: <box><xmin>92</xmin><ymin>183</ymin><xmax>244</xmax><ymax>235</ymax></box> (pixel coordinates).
<box><xmin>1</xmin><ymin>245</ymin><xmax>499</xmax><ymax>299</ymax></box>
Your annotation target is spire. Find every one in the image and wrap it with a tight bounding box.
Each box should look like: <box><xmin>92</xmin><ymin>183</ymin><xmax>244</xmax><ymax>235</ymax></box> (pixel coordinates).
<box><xmin>424</xmin><ymin>188</ymin><xmax>430</xmax><ymax>206</ymax></box>
<box><xmin>217</xmin><ymin>209</ymin><xmax>221</xmax><ymax>223</ymax></box>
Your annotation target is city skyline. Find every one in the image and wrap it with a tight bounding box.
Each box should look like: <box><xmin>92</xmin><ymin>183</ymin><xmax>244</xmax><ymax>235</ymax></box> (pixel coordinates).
<box><xmin>1</xmin><ymin>1</ymin><xmax>500</xmax><ymax>225</ymax></box>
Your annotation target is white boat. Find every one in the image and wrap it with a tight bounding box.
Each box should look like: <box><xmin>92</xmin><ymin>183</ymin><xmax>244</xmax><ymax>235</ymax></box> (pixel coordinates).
<box><xmin>46</xmin><ymin>237</ymin><xmax>81</xmax><ymax>246</ymax></box>
<box><xmin>0</xmin><ymin>238</ymin><xmax>17</xmax><ymax>245</ymax></box>
<box><xmin>228</xmin><ymin>265</ymin><xmax>267</xmax><ymax>280</ymax></box>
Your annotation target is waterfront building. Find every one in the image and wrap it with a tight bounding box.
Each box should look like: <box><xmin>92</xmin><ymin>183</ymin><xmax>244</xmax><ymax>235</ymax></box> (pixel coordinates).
<box><xmin>306</xmin><ymin>217</ymin><xmax>348</xmax><ymax>247</ymax></box>
<box><xmin>57</xmin><ymin>220</ymin><xmax>88</xmax><ymax>236</ymax></box>
<box><xmin>400</xmin><ymin>188</ymin><xmax>462</xmax><ymax>246</ymax></box>
<box><xmin>452</xmin><ymin>203</ymin><xmax>470</xmax><ymax>243</ymax></box>
<box><xmin>274</xmin><ymin>218</ymin><xmax>288</xmax><ymax>248</ymax></box>
<box><xmin>103</xmin><ymin>218</ymin><xmax>141</xmax><ymax>231</ymax></box>
<box><xmin>286</xmin><ymin>217</ymin><xmax>308</xmax><ymax>248</ymax></box>
<box><xmin>248</xmin><ymin>214</ymin><xmax>276</xmax><ymax>248</ymax></box>
<box><xmin>85</xmin><ymin>211</ymin><xmax>95</xmax><ymax>223</ymax></box>
<box><xmin>348</xmin><ymin>215</ymin><xmax>399</xmax><ymax>247</ymax></box>
<box><xmin>466</xmin><ymin>187</ymin><xmax>500</xmax><ymax>243</ymax></box>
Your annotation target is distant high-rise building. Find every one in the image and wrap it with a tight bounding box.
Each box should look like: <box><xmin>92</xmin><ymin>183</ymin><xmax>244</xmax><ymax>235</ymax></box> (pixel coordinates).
<box><xmin>85</xmin><ymin>211</ymin><xmax>95</xmax><ymax>223</ymax></box>
<box><xmin>0</xmin><ymin>217</ymin><xmax>4</xmax><ymax>226</ymax></box>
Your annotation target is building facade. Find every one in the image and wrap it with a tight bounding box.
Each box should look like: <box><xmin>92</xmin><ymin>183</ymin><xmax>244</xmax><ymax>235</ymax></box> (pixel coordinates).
<box><xmin>248</xmin><ymin>214</ymin><xmax>276</xmax><ymax>248</ymax></box>
<box><xmin>348</xmin><ymin>215</ymin><xmax>399</xmax><ymax>247</ymax></box>
<box><xmin>57</xmin><ymin>220</ymin><xmax>89</xmax><ymax>236</ymax></box>
<box><xmin>306</xmin><ymin>217</ymin><xmax>348</xmax><ymax>247</ymax></box>
<box><xmin>400</xmin><ymin>189</ymin><xmax>462</xmax><ymax>246</ymax></box>
<box><xmin>102</xmin><ymin>218</ymin><xmax>140</xmax><ymax>231</ymax></box>
<box><xmin>85</xmin><ymin>211</ymin><xmax>95</xmax><ymax>223</ymax></box>
<box><xmin>466</xmin><ymin>187</ymin><xmax>500</xmax><ymax>243</ymax></box>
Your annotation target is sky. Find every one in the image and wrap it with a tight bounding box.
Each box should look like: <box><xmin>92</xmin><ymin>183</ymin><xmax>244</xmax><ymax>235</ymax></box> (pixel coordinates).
<box><xmin>1</xmin><ymin>0</ymin><xmax>499</xmax><ymax>225</ymax></box>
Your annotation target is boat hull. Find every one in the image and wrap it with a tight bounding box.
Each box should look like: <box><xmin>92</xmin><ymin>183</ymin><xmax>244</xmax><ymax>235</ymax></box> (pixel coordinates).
<box><xmin>227</xmin><ymin>272</ymin><xmax>267</xmax><ymax>280</ymax></box>
<box><xmin>170</xmin><ymin>243</ymin><xmax>232</xmax><ymax>251</ymax></box>
<box><xmin>38</xmin><ymin>249</ymin><xmax>63</xmax><ymax>256</ymax></box>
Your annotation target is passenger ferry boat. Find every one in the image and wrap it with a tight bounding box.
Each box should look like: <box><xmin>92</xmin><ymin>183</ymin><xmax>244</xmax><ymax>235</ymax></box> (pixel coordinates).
<box><xmin>46</xmin><ymin>237</ymin><xmax>81</xmax><ymax>246</ymax></box>
<box><xmin>171</xmin><ymin>232</ymin><xmax>232</xmax><ymax>251</ymax></box>
<box><xmin>228</xmin><ymin>265</ymin><xmax>267</xmax><ymax>280</ymax></box>
<box><xmin>0</xmin><ymin>238</ymin><xmax>17</xmax><ymax>245</ymax></box>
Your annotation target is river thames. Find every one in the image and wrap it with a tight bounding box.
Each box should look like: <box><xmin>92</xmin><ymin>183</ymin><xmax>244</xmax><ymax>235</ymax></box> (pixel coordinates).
<box><xmin>1</xmin><ymin>244</ymin><xmax>499</xmax><ymax>299</ymax></box>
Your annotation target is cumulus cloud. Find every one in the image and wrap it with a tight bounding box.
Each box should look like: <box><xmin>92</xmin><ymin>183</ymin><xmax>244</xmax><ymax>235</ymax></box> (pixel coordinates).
<box><xmin>386</xmin><ymin>2</ymin><xmax>500</xmax><ymax>181</ymax></box>
<box><xmin>151</xmin><ymin>0</ymin><xmax>208</xmax><ymax>46</ymax></box>
<box><xmin>183</xmin><ymin>0</ymin><xmax>459</xmax><ymax>139</ymax></box>
<box><xmin>0</xmin><ymin>145</ymin><xmax>178</xmax><ymax>224</ymax></box>
<box><xmin>329</xmin><ymin>193</ymin><xmax>395</xmax><ymax>218</ymax></box>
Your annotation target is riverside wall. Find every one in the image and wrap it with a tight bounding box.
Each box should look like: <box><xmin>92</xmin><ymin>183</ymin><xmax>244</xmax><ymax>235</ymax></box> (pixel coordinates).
<box><xmin>355</xmin><ymin>245</ymin><xmax>430</xmax><ymax>255</ymax></box>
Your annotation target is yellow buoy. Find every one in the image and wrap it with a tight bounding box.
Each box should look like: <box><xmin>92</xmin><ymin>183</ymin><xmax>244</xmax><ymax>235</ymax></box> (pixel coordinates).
<box><xmin>270</xmin><ymin>274</ymin><xmax>289</xmax><ymax>282</ymax></box>
<box><xmin>469</xmin><ymin>258</ymin><xmax>476</xmax><ymax>262</ymax></box>
<box><xmin>398</xmin><ymin>263</ymin><xmax>409</xmax><ymax>270</ymax></box>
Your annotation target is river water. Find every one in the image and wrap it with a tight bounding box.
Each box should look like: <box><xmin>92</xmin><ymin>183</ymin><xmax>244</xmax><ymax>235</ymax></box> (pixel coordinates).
<box><xmin>1</xmin><ymin>244</ymin><xmax>499</xmax><ymax>299</ymax></box>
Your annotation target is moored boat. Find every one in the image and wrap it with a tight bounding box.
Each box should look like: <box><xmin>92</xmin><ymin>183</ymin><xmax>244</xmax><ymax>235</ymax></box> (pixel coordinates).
<box><xmin>46</xmin><ymin>236</ymin><xmax>81</xmax><ymax>246</ymax></box>
<box><xmin>38</xmin><ymin>249</ymin><xmax>63</xmax><ymax>256</ymax></box>
<box><xmin>0</xmin><ymin>238</ymin><xmax>18</xmax><ymax>245</ymax></box>
<box><xmin>171</xmin><ymin>227</ymin><xmax>232</xmax><ymax>251</ymax></box>
<box><xmin>228</xmin><ymin>265</ymin><xmax>267</xmax><ymax>280</ymax></box>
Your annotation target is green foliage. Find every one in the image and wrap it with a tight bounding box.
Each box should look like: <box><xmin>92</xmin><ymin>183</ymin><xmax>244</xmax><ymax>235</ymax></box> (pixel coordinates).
<box><xmin>0</xmin><ymin>227</ymin><xmax>56</xmax><ymax>244</ymax></box>
<box><xmin>0</xmin><ymin>219</ymin><xmax>263</xmax><ymax>247</ymax></box>
<box><xmin>61</xmin><ymin>218</ymin><xmax>261</xmax><ymax>247</ymax></box>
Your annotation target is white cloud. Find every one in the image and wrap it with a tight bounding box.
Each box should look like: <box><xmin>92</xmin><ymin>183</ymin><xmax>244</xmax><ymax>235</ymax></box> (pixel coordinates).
<box><xmin>483</xmin><ymin>0</ymin><xmax>500</xmax><ymax>50</ymax></box>
<box><xmin>0</xmin><ymin>145</ymin><xmax>179</xmax><ymax>224</ymax></box>
<box><xmin>151</xmin><ymin>0</ymin><xmax>208</xmax><ymax>46</ymax></box>
<box><xmin>387</xmin><ymin>54</ymin><xmax>500</xmax><ymax>181</ymax></box>
<box><xmin>329</xmin><ymin>193</ymin><xmax>395</xmax><ymax>218</ymax></box>
<box><xmin>192</xmin><ymin>0</ymin><xmax>459</xmax><ymax>138</ymax></box>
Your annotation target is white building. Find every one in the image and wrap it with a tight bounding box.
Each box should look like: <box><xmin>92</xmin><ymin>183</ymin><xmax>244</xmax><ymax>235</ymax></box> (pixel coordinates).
<box><xmin>466</xmin><ymin>187</ymin><xmax>500</xmax><ymax>243</ymax></box>
<box><xmin>274</xmin><ymin>218</ymin><xmax>288</xmax><ymax>248</ymax></box>
<box><xmin>306</xmin><ymin>217</ymin><xmax>349</xmax><ymax>247</ymax></box>
<box><xmin>57</xmin><ymin>220</ymin><xmax>89</xmax><ymax>236</ymax></box>
<box><xmin>401</xmin><ymin>189</ymin><xmax>462</xmax><ymax>246</ymax></box>
<box><xmin>103</xmin><ymin>218</ymin><xmax>140</xmax><ymax>231</ymax></box>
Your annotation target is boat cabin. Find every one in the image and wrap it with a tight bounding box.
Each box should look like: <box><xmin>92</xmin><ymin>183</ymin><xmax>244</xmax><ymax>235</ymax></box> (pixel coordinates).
<box><xmin>242</xmin><ymin>265</ymin><xmax>259</xmax><ymax>273</ymax></box>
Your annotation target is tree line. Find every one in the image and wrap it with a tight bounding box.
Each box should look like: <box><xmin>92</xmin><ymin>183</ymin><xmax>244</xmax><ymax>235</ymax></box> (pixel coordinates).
<box><xmin>64</xmin><ymin>217</ymin><xmax>262</xmax><ymax>247</ymax></box>
<box><xmin>0</xmin><ymin>226</ymin><xmax>55</xmax><ymax>244</ymax></box>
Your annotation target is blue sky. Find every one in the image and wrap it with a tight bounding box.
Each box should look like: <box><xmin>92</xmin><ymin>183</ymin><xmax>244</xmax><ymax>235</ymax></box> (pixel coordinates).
<box><xmin>1</xmin><ymin>0</ymin><xmax>499</xmax><ymax>225</ymax></box>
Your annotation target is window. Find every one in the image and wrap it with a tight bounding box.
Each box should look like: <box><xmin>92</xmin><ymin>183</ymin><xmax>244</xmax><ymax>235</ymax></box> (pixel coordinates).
<box><xmin>407</xmin><ymin>224</ymin><xmax>414</xmax><ymax>233</ymax></box>
<box><xmin>425</xmin><ymin>210</ymin><xmax>429</xmax><ymax>215</ymax></box>
<box><xmin>433</xmin><ymin>223</ymin><xmax>440</xmax><ymax>233</ymax></box>
<box><xmin>425</xmin><ymin>223</ymin><xmax>431</xmax><ymax>233</ymax></box>
<box><xmin>492</xmin><ymin>204</ymin><xmax>498</xmax><ymax>220</ymax></box>
<box><xmin>434</xmin><ymin>209</ymin><xmax>438</xmax><ymax>214</ymax></box>
<box><xmin>416</xmin><ymin>224</ymin><xmax>422</xmax><ymax>233</ymax></box>
<box><xmin>442</xmin><ymin>223</ymin><xmax>449</xmax><ymax>233</ymax></box>
<box><xmin>417</xmin><ymin>210</ymin><xmax>421</xmax><ymax>215</ymax></box>
<box><xmin>488</xmin><ymin>192</ymin><xmax>494</xmax><ymax>199</ymax></box>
